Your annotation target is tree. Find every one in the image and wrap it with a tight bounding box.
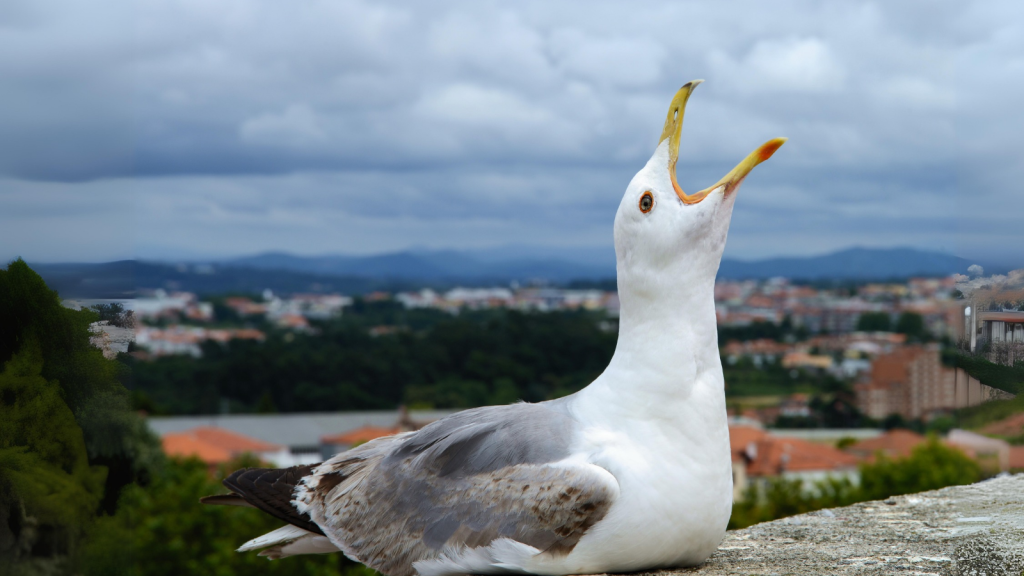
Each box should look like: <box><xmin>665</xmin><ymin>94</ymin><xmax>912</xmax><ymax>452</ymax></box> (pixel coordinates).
<box><xmin>895</xmin><ymin>312</ymin><xmax>927</xmax><ymax>341</ymax></box>
<box><xmin>0</xmin><ymin>259</ymin><xmax>162</xmax><ymax>570</ymax></box>
<box><xmin>0</xmin><ymin>342</ymin><xmax>106</xmax><ymax>570</ymax></box>
<box><xmin>856</xmin><ymin>312</ymin><xmax>891</xmax><ymax>332</ymax></box>
<box><xmin>91</xmin><ymin>302</ymin><xmax>135</xmax><ymax>329</ymax></box>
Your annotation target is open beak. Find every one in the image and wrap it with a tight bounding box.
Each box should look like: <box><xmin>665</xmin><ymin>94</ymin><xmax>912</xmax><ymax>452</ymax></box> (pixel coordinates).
<box><xmin>659</xmin><ymin>80</ymin><xmax>787</xmax><ymax>205</ymax></box>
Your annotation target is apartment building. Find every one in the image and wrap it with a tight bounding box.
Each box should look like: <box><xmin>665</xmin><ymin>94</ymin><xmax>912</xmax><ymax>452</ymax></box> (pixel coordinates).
<box><xmin>854</xmin><ymin>345</ymin><xmax>1014</xmax><ymax>420</ymax></box>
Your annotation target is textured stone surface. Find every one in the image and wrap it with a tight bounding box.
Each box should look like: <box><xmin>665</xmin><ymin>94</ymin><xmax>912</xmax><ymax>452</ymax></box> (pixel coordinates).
<box><xmin>647</xmin><ymin>474</ymin><xmax>1024</xmax><ymax>576</ymax></box>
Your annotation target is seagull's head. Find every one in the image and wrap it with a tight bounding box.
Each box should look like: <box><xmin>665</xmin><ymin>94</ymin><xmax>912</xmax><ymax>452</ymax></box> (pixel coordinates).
<box><xmin>613</xmin><ymin>81</ymin><xmax>786</xmax><ymax>313</ymax></box>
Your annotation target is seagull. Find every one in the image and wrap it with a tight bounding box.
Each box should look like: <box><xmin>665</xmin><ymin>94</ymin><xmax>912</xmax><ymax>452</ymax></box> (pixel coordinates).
<box><xmin>202</xmin><ymin>80</ymin><xmax>786</xmax><ymax>576</ymax></box>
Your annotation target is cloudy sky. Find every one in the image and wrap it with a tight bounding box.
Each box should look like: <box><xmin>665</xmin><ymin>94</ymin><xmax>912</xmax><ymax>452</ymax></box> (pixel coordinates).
<box><xmin>1</xmin><ymin>0</ymin><xmax>1021</xmax><ymax>265</ymax></box>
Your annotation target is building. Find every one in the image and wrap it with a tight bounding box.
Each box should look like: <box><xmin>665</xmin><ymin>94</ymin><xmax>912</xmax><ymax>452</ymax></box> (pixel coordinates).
<box><xmin>945</xmin><ymin>429</ymin><xmax>1012</xmax><ymax>474</ymax></box>
<box><xmin>88</xmin><ymin>321</ymin><xmax>133</xmax><ymax>359</ymax></box>
<box><xmin>161</xmin><ymin>426</ymin><xmax>291</xmax><ymax>470</ymax></box>
<box><xmin>844</xmin><ymin>429</ymin><xmax>926</xmax><ymax>462</ymax></box>
<box><xmin>781</xmin><ymin>352</ymin><xmax>833</xmax><ymax>371</ymax></box>
<box><xmin>980</xmin><ymin>311</ymin><xmax>1024</xmax><ymax>344</ymax></box>
<box><xmin>962</xmin><ymin>306</ymin><xmax>1024</xmax><ymax>353</ymax></box>
<box><xmin>134</xmin><ymin>326</ymin><xmax>265</xmax><ymax>358</ymax></box>
<box><xmin>728</xmin><ymin>425</ymin><xmax>860</xmax><ymax>500</ymax></box>
<box><xmin>854</xmin><ymin>345</ymin><xmax>1014</xmax><ymax>420</ymax></box>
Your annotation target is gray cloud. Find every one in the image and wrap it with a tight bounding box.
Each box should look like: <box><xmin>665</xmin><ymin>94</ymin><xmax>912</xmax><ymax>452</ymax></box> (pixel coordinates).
<box><xmin>0</xmin><ymin>0</ymin><xmax>1021</xmax><ymax>265</ymax></box>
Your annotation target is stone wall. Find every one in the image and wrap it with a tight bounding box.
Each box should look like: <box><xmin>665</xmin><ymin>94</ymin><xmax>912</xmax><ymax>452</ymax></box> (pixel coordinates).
<box><xmin>654</xmin><ymin>474</ymin><xmax>1024</xmax><ymax>575</ymax></box>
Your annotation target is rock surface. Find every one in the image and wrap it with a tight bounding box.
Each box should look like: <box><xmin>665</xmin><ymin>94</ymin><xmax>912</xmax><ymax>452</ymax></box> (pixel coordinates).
<box><xmin>649</xmin><ymin>474</ymin><xmax>1024</xmax><ymax>576</ymax></box>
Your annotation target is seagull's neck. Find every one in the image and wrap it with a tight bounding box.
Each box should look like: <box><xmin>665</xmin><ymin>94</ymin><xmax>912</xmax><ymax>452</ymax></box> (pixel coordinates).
<box><xmin>571</xmin><ymin>272</ymin><xmax>724</xmax><ymax>424</ymax></box>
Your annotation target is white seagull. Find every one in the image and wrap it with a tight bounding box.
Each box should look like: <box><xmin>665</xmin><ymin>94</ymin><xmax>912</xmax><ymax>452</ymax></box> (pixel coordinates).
<box><xmin>202</xmin><ymin>80</ymin><xmax>786</xmax><ymax>576</ymax></box>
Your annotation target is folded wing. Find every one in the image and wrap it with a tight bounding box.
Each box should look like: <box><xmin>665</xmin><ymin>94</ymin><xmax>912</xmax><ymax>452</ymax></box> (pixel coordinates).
<box><xmin>296</xmin><ymin>402</ymin><xmax>618</xmax><ymax>576</ymax></box>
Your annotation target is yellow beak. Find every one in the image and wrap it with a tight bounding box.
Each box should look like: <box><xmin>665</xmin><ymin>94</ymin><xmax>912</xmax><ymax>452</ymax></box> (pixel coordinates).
<box><xmin>659</xmin><ymin>81</ymin><xmax>787</xmax><ymax>205</ymax></box>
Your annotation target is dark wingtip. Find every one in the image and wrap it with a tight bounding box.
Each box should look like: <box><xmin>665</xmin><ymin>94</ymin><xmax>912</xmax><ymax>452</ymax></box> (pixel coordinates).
<box><xmin>222</xmin><ymin>467</ymin><xmax>254</xmax><ymax>490</ymax></box>
<box><xmin>214</xmin><ymin>464</ymin><xmax>326</xmax><ymax>536</ymax></box>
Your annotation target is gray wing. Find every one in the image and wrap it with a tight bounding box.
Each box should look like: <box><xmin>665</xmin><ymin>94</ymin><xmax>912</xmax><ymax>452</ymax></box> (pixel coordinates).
<box><xmin>294</xmin><ymin>402</ymin><xmax>616</xmax><ymax>576</ymax></box>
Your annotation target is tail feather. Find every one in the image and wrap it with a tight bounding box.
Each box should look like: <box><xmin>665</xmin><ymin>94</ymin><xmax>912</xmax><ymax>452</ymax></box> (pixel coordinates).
<box><xmin>239</xmin><ymin>525</ymin><xmax>309</xmax><ymax>552</ymax></box>
<box><xmin>257</xmin><ymin>533</ymin><xmax>340</xmax><ymax>560</ymax></box>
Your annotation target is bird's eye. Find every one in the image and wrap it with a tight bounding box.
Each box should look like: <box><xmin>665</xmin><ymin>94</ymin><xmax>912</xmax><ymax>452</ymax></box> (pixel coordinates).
<box><xmin>639</xmin><ymin>191</ymin><xmax>654</xmax><ymax>214</ymax></box>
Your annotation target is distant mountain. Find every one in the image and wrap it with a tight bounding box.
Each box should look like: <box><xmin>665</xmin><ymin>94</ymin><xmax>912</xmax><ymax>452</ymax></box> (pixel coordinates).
<box><xmin>717</xmin><ymin>247</ymin><xmax>1001</xmax><ymax>281</ymax></box>
<box><xmin>226</xmin><ymin>247</ymin><xmax>615</xmax><ymax>283</ymax></box>
<box><xmin>228</xmin><ymin>246</ymin><xmax>1000</xmax><ymax>283</ymax></box>
<box><xmin>26</xmin><ymin>246</ymin><xmax>1012</xmax><ymax>298</ymax></box>
<box><xmin>29</xmin><ymin>261</ymin><xmax>136</xmax><ymax>299</ymax></box>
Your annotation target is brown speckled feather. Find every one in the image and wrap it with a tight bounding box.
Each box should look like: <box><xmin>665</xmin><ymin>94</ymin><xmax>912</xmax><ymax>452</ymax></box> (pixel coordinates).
<box><xmin>294</xmin><ymin>402</ymin><xmax>616</xmax><ymax>576</ymax></box>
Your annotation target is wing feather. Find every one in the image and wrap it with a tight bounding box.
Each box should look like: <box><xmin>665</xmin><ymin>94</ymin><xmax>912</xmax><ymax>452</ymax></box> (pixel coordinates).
<box><xmin>295</xmin><ymin>402</ymin><xmax>616</xmax><ymax>576</ymax></box>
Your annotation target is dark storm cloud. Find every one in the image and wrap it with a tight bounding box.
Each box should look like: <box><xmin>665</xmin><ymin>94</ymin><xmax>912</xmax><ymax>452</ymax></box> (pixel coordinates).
<box><xmin>0</xmin><ymin>0</ymin><xmax>1021</xmax><ymax>264</ymax></box>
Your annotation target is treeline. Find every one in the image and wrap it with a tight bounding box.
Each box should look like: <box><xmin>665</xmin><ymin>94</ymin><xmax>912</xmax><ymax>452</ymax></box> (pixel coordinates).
<box><xmin>134</xmin><ymin>301</ymin><xmax>877</xmax><ymax>416</ymax></box>
<box><xmin>716</xmin><ymin>311</ymin><xmax>931</xmax><ymax>347</ymax></box>
<box><xmin>132</xmin><ymin>303</ymin><xmax>618</xmax><ymax>415</ymax></box>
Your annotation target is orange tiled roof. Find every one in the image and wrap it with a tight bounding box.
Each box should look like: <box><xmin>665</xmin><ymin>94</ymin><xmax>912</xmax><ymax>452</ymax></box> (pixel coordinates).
<box><xmin>189</xmin><ymin>426</ymin><xmax>282</xmax><ymax>453</ymax></box>
<box><xmin>979</xmin><ymin>413</ymin><xmax>1024</xmax><ymax>437</ymax></box>
<box><xmin>845</xmin><ymin>429</ymin><xmax>926</xmax><ymax>462</ymax></box>
<box><xmin>322</xmin><ymin>425</ymin><xmax>399</xmax><ymax>445</ymax></box>
<box><xmin>729</xmin><ymin>426</ymin><xmax>767</xmax><ymax>462</ymax></box>
<box><xmin>162</xmin><ymin>433</ymin><xmax>232</xmax><ymax>464</ymax></box>
<box><xmin>746</xmin><ymin>435</ymin><xmax>859</xmax><ymax>476</ymax></box>
<box><xmin>160</xmin><ymin>426</ymin><xmax>281</xmax><ymax>465</ymax></box>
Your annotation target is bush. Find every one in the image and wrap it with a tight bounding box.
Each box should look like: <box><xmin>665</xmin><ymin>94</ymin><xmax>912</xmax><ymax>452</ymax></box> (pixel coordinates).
<box><xmin>859</xmin><ymin>437</ymin><xmax>981</xmax><ymax>501</ymax></box>
<box><xmin>79</xmin><ymin>456</ymin><xmax>372</xmax><ymax>576</ymax></box>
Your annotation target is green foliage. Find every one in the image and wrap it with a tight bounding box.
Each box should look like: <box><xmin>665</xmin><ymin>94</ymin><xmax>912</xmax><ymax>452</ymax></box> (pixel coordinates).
<box><xmin>772</xmin><ymin>394</ymin><xmax>869</xmax><ymax>429</ymax></box>
<box><xmin>79</xmin><ymin>457</ymin><xmax>372</xmax><ymax>576</ymax></box>
<box><xmin>1</xmin><ymin>259</ymin><xmax>113</xmax><ymax>413</ymax></box>
<box><xmin>730</xmin><ymin>437</ymin><xmax>981</xmax><ymax>529</ymax></box>
<box><xmin>955</xmin><ymin>393</ymin><xmax>1024</xmax><ymax>432</ymax></box>
<box><xmin>835</xmin><ymin>436</ymin><xmax>857</xmax><ymax>450</ymax></box>
<box><xmin>717</xmin><ymin>317</ymin><xmax>808</xmax><ymax>346</ymax></box>
<box><xmin>924</xmin><ymin>415</ymin><xmax>956</xmax><ymax>435</ymax></box>
<box><xmin>895</xmin><ymin>311</ymin><xmax>927</xmax><ymax>340</ymax></box>
<box><xmin>856</xmin><ymin>312</ymin><xmax>891</xmax><ymax>332</ymax></box>
<box><xmin>859</xmin><ymin>437</ymin><xmax>981</xmax><ymax>501</ymax></box>
<box><xmin>0</xmin><ymin>342</ymin><xmax>106</xmax><ymax>556</ymax></box>
<box><xmin>942</xmin><ymin>349</ymin><xmax>1024</xmax><ymax>395</ymax></box>
<box><xmin>722</xmin><ymin>357</ymin><xmax>848</xmax><ymax>399</ymax></box>
<box><xmin>132</xmin><ymin>306</ymin><xmax>617</xmax><ymax>414</ymax></box>
<box><xmin>729</xmin><ymin>475</ymin><xmax>860</xmax><ymax>529</ymax></box>
<box><xmin>0</xmin><ymin>259</ymin><xmax>163</xmax><ymax>570</ymax></box>
<box><xmin>0</xmin><ymin>261</ymin><xmax>161</xmax><ymax>482</ymax></box>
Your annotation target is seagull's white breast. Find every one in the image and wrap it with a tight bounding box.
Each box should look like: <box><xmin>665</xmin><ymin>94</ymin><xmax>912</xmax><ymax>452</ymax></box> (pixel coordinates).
<box><xmin>527</xmin><ymin>373</ymin><xmax>732</xmax><ymax>575</ymax></box>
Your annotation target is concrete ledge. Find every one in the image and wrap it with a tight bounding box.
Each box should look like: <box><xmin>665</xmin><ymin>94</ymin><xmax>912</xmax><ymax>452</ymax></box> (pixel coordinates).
<box><xmin>655</xmin><ymin>474</ymin><xmax>1024</xmax><ymax>575</ymax></box>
